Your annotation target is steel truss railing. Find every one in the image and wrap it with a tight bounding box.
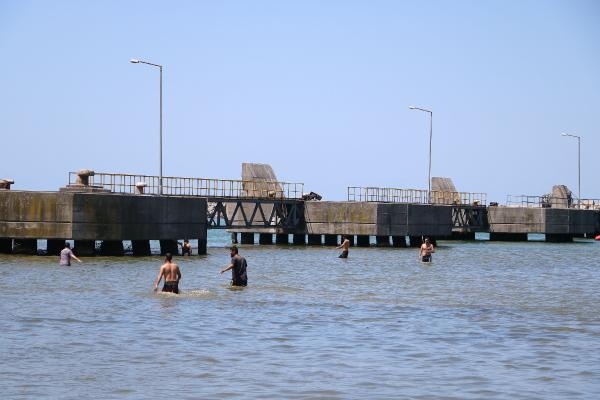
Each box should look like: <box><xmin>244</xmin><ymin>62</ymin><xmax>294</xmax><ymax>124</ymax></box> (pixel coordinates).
<box><xmin>68</xmin><ymin>171</ymin><xmax>304</xmax><ymax>199</ymax></box>
<box><xmin>347</xmin><ymin>186</ymin><xmax>486</xmax><ymax>205</ymax></box>
<box><xmin>208</xmin><ymin>198</ymin><xmax>304</xmax><ymax>230</ymax></box>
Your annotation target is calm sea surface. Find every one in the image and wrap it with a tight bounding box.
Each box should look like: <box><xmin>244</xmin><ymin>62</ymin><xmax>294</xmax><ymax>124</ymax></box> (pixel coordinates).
<box><xmin>1</xmin><ymin>232</ymin><xmax>599</xmax><ymax>399</ymax></box>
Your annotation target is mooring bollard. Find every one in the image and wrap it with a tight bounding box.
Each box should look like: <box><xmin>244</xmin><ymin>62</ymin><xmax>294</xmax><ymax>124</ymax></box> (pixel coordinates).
<box><xmin>135</xmin><ymin>182</ymin><xmax>147</xmax><ymax>194</ymax></box>
<box><xmin>76</xmin><ymin>169</ymin><xmax>95</xmax><ymax>186</ymax></box>
<box><xmin>0</xmin><ymin>179</ymin><xmax>14</xmax><ymax>190</ymax></box>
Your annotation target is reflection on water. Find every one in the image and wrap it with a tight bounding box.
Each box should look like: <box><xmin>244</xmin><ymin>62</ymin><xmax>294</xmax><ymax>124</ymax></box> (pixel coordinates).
<box><xmin>1</xmin><ymin>235</ymin><xmax>599</xmax><ymax>399</ymax></box>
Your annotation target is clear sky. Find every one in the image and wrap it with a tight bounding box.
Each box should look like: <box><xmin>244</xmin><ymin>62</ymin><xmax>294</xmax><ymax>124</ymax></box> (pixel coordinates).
<box><xmin>1</xmin><ymin>0</ymin><xmax>598</xmax><ymax>203</ymax></box>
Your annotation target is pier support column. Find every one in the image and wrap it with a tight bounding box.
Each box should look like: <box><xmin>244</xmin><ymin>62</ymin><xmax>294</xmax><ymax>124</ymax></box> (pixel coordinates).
<box><xmin>13</xmin><ymin>239</ymin><xmax>37</xmax><ymax>255</ymax></box>
<box><xmin>376</xmin><ymin>236</ymin><xmax>390</xmax><ymax>247</ymax></box>
<box><xmin>159</xmin><ymin>240</ymin><xmax>179</xmax><ymax>255</ymax></box>
<box><xmin>489</xmin><ymin>233</ymin><xmax>528</xmax><ymax>242</ymax></box>
<box><xmin>231</xmin><ymin>232</ymin><xmax>238</xmax><ymax>244</ymax></box>
<box><xmin>197</xmin><ymin>238</ymin><xmax>207</xmax><ymax>255</ymax></box>
<box><xmin>0</xmin><ymin>238</ymin><xmax>12</xmax><ymax>254</ymax></box>
<box><xmin>392</xmin><ymin>236</ymin><xmax>407</xmax><ymax>247</ymax></box>
<box><xmin>275</xmin><ymin>234</ymin><xmax>289</xmax><ymax>245</ymax></box>
<box><xmin>241</xmin><ymin>233</ymin><xmax>254</xmax><ymax>245</ymax></box>
<box><xmin>307</xmin><ymin>234</ymin><xmax>322</xmax><ymax>245</ymax></box>
<box><xmin>356</xmin><ymin>235</ymin><xmax>370</xmax><ymax>247</ymax></box>
<box><xmin>545</xmin><ymin>234</ymin><xmax>573</xmax><ymax>243</ymax></box>
<box><xmin>324</xmin><ymin>234</ymin><xmax>338</xmax><ymax>246</ymax></box>
<box><xmin>47</xmin><ymin>239</ymin><xmax>65</xmax><ymax>256</ymax></box>
<box><xmin>293</xmin><ymin>234</ymin><xmax>306</xmax><ymax>245</ymax></box>
<box><xmin>74</xmin><ymin>240</ymin><xmax>96</xmax><ymax>256</ymax></box>
<box><xmin>132</xmin><ymin>240</ymin><xmax>151</xmax><ymax>256</ymax></box>
<box><xmin>100</xmin><ymin>240</ymin><xmax>124</xmax><ymax>256</ymax></box>
<box><xmin>259</xmin><ymin>233</ymin><xmax>273</xmax><ymax>245</ymax></box>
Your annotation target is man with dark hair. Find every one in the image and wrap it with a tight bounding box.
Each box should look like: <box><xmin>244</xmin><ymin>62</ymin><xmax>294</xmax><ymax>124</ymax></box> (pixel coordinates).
<box><xmin>59</xmin><ymin>242</ymin><xmax>81</xmax><ymax>266</ymax></box>
<box><xmin>220</xmin><ymin>246</ymin><xmax>248</xmax><ymax>287</ymax></box>
<box><xmin>153</xmin><ymin>253</ymin><xmax>182</xmax><ymax>294</ymax></box>
<box><xmin>336</xmin><ymin>235</ymin><xmax>350</xmax><ymax>258</ymax></box>
<box><xmin>419</xmin><ymin>237</ymin><xmax>435</xmax><ymax>263</ymax></box>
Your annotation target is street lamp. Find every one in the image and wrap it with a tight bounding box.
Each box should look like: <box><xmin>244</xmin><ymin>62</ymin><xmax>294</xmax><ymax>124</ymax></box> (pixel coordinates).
<box><xmin>409</xmin><ymin>106</ymin><xmax>433</xmax><ymax>200</ymax></box>
<box><xmin>130</xmin><ymin>58</ymin><xmax>164</xmax><ymax>195</ymax></box>
<box><xmin>561</xmin><ymin>132</ymin><xmax>581</xmax><ymax>208</ymax></box>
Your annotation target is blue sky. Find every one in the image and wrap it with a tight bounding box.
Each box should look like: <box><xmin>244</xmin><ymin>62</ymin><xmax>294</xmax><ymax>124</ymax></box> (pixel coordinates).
<box><xmin>1</xmin><ymin>0</ymin><xmax>598</xmax><ymax>203</ymax></box>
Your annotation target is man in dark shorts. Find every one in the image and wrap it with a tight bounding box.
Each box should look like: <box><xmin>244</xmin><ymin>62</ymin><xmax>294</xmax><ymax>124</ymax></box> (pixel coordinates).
<box><xmin>419</xmin><ymin>237</ymin><xmax>435</xmax><ymax>263</ymax></box>
<box><xmin>220</xmin><ymin>246</ymin><xmax>248</xmax><ymax>287</ymax></box>
<box><xmin>153</xmin><ymin>253</ymin><xmax>182</xmax><ymax>293</ymax></box>
<box><xmin>336</xmin><ymin>235</ymin><xmax>350</xmax><ymax>258</ymax></box>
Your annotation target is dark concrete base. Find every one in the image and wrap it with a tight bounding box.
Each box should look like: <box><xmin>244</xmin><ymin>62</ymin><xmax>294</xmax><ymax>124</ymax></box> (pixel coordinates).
<box><xmin>160</xmin><ymin>240</ymin><xmax>179</xmax><ymax>256</ymax></box>
<box><xmin>231</xmin><ymin>232</ymin><xmax>238</xmax><ymax>244</ymax></box>
<box><xmin>545</xmin><ymin>234</ymin><xmax>573</xmax><ymax>243</ymax></box>
<box><xmin>13</xmin><ymin>239</ymin><xmax>37</xmax><ymax>255</ymax></box>
<box><xmin>100</xmin><ymin>240</ymin><xmax>124</xmax><ymax>256</ymax></box>
<box><xmin>450</xmin><ymin>231</ymin><xmax>476</xmax><ymax>241</ymax></box>
<box><xmin>307</xmin><ymin>234</ymin><xmax>322</xmax><ymax>245</ymax></box>
<box><xmin>324</xmin><ymin>234</ymin><xmax>338</xmax><ymax>246</ymax></box>
<box><xmin>0</xmin><ymin>238</ymin><xmax>13</xmax><ymax>254</ymax></box>
<box><xmin>276</xmin><ymin>234</ymin><xmax>289</xmax><ymax>245</ymax></box>
<box><xmin>392</xmin><ymin>236</ymin><xmax>407</xmax><ymax>247</ymax></box>
<box><xmin>259</xmin><ymin>233</ymin><xmax>273</xmax><ymax>245</ymax></box>
<box><xmin>293</xmin><ymin>234</ymin><xmax>306</xmax><ymax>245</ymax></box>
<box><xmin>489</xmin><ymin>233</ymin><xmax>528</xmax><ymax>242</ymax></box>
<box><xmin>356</xmin><ymin>235</ymin><xmax>370</xmax><ymax>247</ymax></box>
<box><xmin>376</xmin><ymin>236</ymin><xmax>390</xmax><ymax>247</ymax></box>
<box><xmin>241</xmin><ymin>233</ymin><xmax>254</xmax><ymax>245</ymax></box>
<box><xmin>408</xmin><ymin>236</ymin><xmax>423</xmax><ymax>248</ymax></box>
<box><xmin>132</xmin><ymin>240</ymin><xmax>151</xmax><ymax>256</ymax></box>
<box><xmin>197</xmin><ymin>238</ymin><xmax>207</xmax><ymax>255</ymax></box>
<box><xmin>74</xmin><ymin>240</ymin><xmax>96</xmax><ymax>256</ymax></box>
<box><xmin>47</xmin><ymin>239</ymin><xmax>66</xmax><ymax>256</ymax></box>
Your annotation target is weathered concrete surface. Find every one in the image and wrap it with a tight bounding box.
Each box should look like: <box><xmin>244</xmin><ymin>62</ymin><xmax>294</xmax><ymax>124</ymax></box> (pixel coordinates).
<box><xmin>487</xmin><ymin>206</ymin><xmax>596</xmax><ymax>234</ymax></box>
<box><xmin>0</xmin><ymin>191</ymin><xmax>207</xmax><ymax>241</ymax></box>
<box><xmin>304</xmin><ymin>202</ymin><xmax>453</xmax><ymax>236</ymax></box>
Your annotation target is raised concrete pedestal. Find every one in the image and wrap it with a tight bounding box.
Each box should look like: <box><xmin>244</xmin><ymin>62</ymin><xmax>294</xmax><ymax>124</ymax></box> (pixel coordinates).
<box><xmin>0</xmin><ymin>239</ymin><xmax>13</xmax><ymax>254</ymax></box>
<box><xmin>307</xmin><ymin>234</ymin><xmax>322</xmax><ymax>245</ymax></box>
<box><xmin>74</xmin><ymin>240</ymin><xmax>96</xmax><ymax>256</ymax></box>
<box><xmin>132</xmin><ymin>240</ymin><xmax>151</xmax><ymax>256</ymax></box>
<box><xmin>259</xmin><ymin>233</ymin><xmax>272</xmax><ymax>245</ymax></box>
<box><xmin>376</xmin><ymin>236</ymin><xmax>390</xmax><ymax>247</ymax></box>
<box><xmin>545</xmin><ymin>234</ymin><xmax>573</xmax><ymax>243</ymax></box>
<box><xmin>13</xmin><ymin>239</ymin><xmax>37</xmax><ymax>255</ymax></box>
<box><xmin>356</xmin><ymin>235</ymin><xmax>370</xmax><ymax>247</ymax></box>
<box><xmin>241</xmin><ymin>233</ymin><xmax>254</xmax><ymax>245</ymax></box>
<box><xmin>392</xmin><ymin>236</ymin><xmax>407</xmax><ymax>247</ymax></box>
<box><xmin>47</xmin><ymin>239</ymin><xmax>66</xmax><ymax>256</ymax></box>
<box><xmin>293</xmin><ymin>234</ymin><xmax>306</xmax><ymax>245</ymax></box>
<box><xmin>160</xmin><ymin>240</ymin><xmax>179</xmax><ymax>256</ymax></box>
<box><xmin>489</xmin><ymin>233</ymin><xmax>528</xmax><ymax>242</ymax></box>
<box><xmin>101</xmin><ymin>240</ymin><xmax>124</xmax><ymax>256</ymax></box>
<box><xmin>275</xmin><ymin>234</ymin><xmax>289</xmax><ymax>245</ymax></box>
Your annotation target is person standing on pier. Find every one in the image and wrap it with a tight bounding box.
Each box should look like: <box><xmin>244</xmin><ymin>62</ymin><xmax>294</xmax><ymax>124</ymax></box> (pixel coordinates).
<box><xmin>59</xmin><ymin>242</ymin><xmax>81</xmax><ymax>266</ymax></box>
<box><xmin>153</xmin><ymin>253</ymin><xmax>182</xmax><ymax>294</ymax></box>
<box><xmin>337</xmin><ymin>235</ymin><xmax>350</xmax><ymax>258</ymax></box>
<box><xmin>419</xmin><ymin>237</ymin><xmax>435</xmax><ymax>263</ymax></box>
<box><xmin>220</xmin><ymin>246</ymin><xmax>248</xmax><ymax>287</ymax></box>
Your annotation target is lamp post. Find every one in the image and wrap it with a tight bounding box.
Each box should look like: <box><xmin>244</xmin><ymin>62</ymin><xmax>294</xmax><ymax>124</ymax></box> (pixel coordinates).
<box><xmin>130</xmin><ymin>58</ymin><xmax>163</xmax><ymax>195</ymax></box>
<box><xmin>409</xmin><ymin>106</ymin><xmax>433</xmax><ymax>201</ymax></box>
<box><xmin>561</xmin><ymin>132</ymin><xmax>581</xmax><ymax>208</ymax></box>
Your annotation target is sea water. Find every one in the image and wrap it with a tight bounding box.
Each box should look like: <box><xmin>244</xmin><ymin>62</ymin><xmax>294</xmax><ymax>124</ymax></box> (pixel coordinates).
<box><xmin>1</xmin><ymin>231</ymin><xmax>599</xmax><ymax>399</ymax></box>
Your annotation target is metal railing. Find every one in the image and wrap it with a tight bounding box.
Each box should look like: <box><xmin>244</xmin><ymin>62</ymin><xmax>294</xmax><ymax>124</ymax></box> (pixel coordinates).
<box><xmin>68</xmin><ymin>172</ymin><xmax>304</xmax><ymax>199</ymax></box>
<box><xmin>506</xmin><ymin>194</ymin><xmax>600</xmax><ymax>209</ymax></box>
<box><xmin>347</xmin><ymin>186</ymin><xmax>487</xmax><ymax>205</ymax></box>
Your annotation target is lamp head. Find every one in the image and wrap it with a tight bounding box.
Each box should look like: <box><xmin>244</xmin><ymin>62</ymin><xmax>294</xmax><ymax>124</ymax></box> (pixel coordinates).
<box><xmin>130</xmin><ymin>59</ymin><xmax>140</xmax><ymax>64</ymax></box>
<box><xmin>408</xmin><ymin>106</ymin><xmax>416</xmax><ymax>109</ymax></box>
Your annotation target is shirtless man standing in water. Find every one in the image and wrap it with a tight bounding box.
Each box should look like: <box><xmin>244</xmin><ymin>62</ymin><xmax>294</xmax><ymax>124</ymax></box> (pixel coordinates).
<box><xmin>153</xmin><ymin>253</ymin><xmax>182</xmax><ymax>294</ymax></box>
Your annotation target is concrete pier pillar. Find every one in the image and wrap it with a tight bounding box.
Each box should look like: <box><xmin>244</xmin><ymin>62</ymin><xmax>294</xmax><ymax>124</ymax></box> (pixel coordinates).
<box><xmin>545</xmin><ymin>234</ymin><xmax>573</xmax><ymax>243</ymax></box>
<box><xmin>132</xmin><ymin>240</ymin><xmax>151</xmax><ymax>256</ymax></box>
<box><xmin>231</xmin><ymin>232</ymin><xmax>238</xmax><ymax>244</ymax></box>
<box><xmin>160</xmin><ymin>240</ymin><xmax>179</xmax><ymax>255</ymax></box>
<box><xmin>376</xmin><ymin>236</ymin><xmax>390</xmax><ymax>247</ymax></box>
<box><xmin>241</xmin><ymin>233</ymin><xmax>254</xmax><ymax>245</ymax></box>
<box><xmin>74</xmin><ymin>240</ymin><xmax>96</xmax><ymax>256</ymax></box>
<box><xmin>13</xmin><ymin>239</ymin><xmax>37</xmax><ymax>255</ymax></box>
<box><xmin>489</xmin><ymin>233</ymin><xmax>528</xmax><ymax>242</ymax></box>
<box><xmin>392</xmin><ymin>236</ymin><xmax>407</xmax><ymax>247</ymax></box>
<box><xmin>259</xmin><ymin>233</ymin><xmax>273</xmax><ymax>245</ymax></box>
<box><xmin>324</xmin><ymin>234</ymin><xmax>338</xmax><ymax>246</ymax></box>
<box><xmin>307</xmin><ymin>234</ymin><xmax>322</xmax><ymax>245</ymax></box>
<box><xmin>100</xmin><ymin>240</ymin><xmax>124</xmax><ymax>256</ymax></box>
<box><xmin>197</xmin><ymin>238</ymin><xmax>207</xmax><ymax>255</ymax></box>
<box><xmin>275</xmin><ymin>234</ymin><xmax>289</xmax><ymax>245</ymax></box>
<box><xmin>47</xmin><ymin>239</ymin><xmax>65</xmax><ymax>256</ymax></box>
<box><xmin>293</xmin><ymin>234</ymin><xmax>306</xmax><ymax>245</ymax></box>
<box><xmin>356</xmin><ymin>235</ymin><xmax>370</xmax><ymax>247</ymax></box>
<box><xmin>0</xmin><ymin>238</ymin><xmax>13</xmax><ymax>254</ymax></box>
